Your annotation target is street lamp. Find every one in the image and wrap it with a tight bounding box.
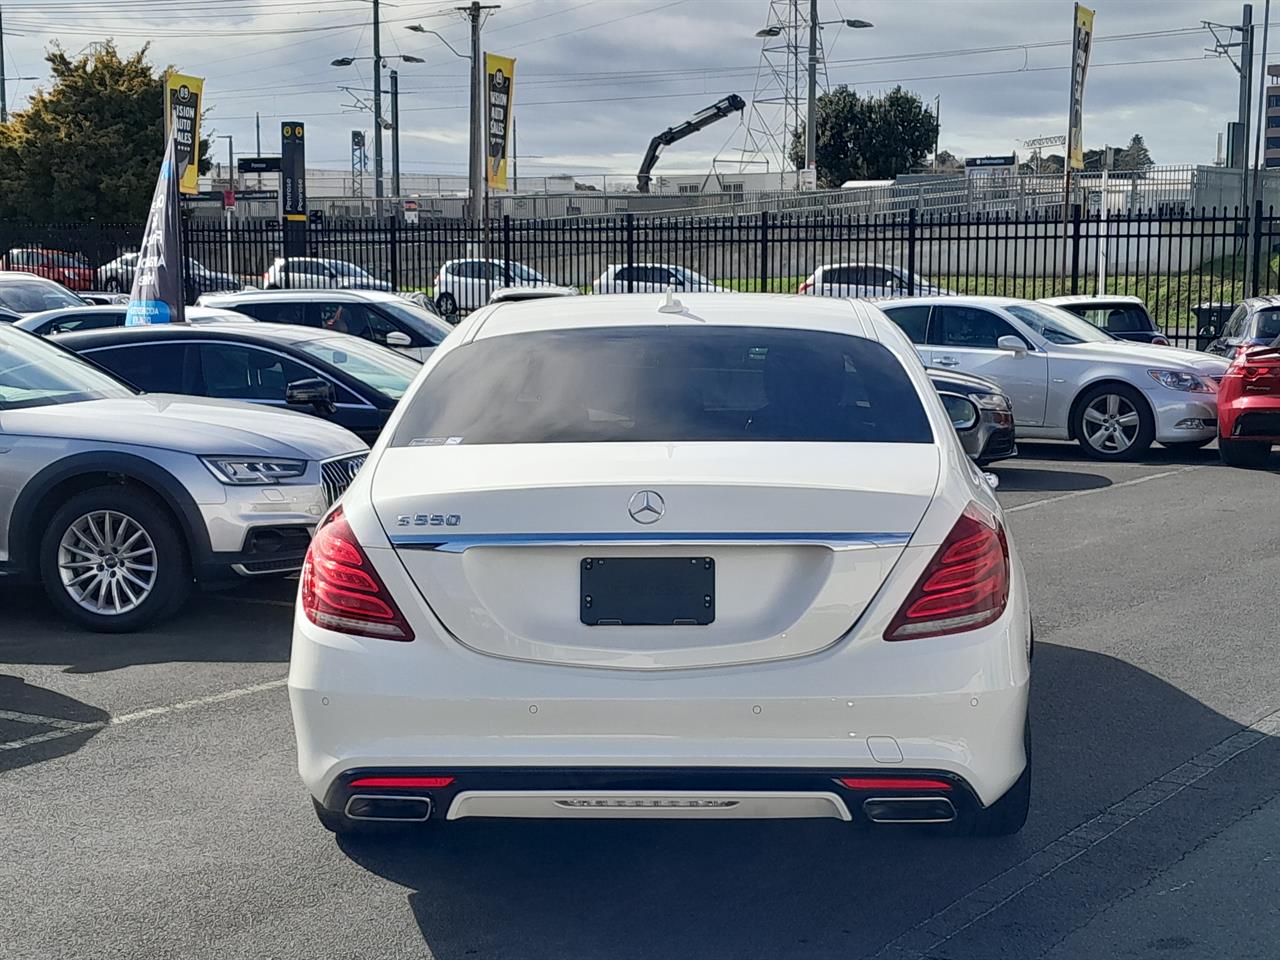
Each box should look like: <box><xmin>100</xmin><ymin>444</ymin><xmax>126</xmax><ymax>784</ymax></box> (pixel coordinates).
<box><xmin>331</xmin><ymin>53</ymin><xmax>425</xmax><ymax>199</ymax></box>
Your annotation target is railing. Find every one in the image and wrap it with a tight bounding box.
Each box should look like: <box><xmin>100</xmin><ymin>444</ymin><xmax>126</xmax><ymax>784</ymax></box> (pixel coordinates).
<box><xmin>7</xmin><ymin>203</ymin><xmax>1280</xmax><ymax>350</ymax></box>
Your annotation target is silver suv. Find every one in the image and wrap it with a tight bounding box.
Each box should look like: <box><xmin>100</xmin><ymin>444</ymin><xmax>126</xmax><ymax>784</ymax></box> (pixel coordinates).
<box><xmin>0</xmin><ymin>325</ymin><xmax>367</xmax><ymax>631</ymax></box>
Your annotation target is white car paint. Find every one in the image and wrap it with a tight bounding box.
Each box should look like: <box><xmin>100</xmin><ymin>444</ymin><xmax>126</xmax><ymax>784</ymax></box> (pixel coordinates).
<box><xmin>591</xmin><ymin>263</ymin><xmax>727</xmax><ymax>294</ymax></box>
<box><xmin>289</xmin><ymin>293</ymin><xmax>1031</xmax><ymax>830</ymax></box>
<box><xmin>799</xmin><ymin>262</ymin><xmax>944</xmax><ymax>299</ymax></box>
<box><xmin>434</xmin><ymin>259</ymin><xmax>554</xmax><ymax>313</ymax></box>
<box><xmin>880</xmin><ymin>295</ymin><xmax>1229</xmax><ymax>456</ymax></box>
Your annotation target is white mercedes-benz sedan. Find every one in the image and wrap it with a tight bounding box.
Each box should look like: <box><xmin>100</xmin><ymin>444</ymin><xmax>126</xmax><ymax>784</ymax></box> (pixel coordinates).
<box><xmin>879</xmin><ymin>296</ymin><xmax>1229</xmax><ymax>460</ymax></box>
<box><xmin>289</xmin><ymin>293</ymin><xmax>1032</xmax><ymax>838</ymax></box>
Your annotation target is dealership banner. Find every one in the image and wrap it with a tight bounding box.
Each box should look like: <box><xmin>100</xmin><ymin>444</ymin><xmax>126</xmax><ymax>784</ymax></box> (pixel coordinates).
<box><xmin>485</xmin><ymin>53</ymin><xmax>515</xmax><ymax>190</ymax></box>
<box><xmin>126</xmin><ymin>133</ymin><xmax>186</xmax><ymax>326</ymax></box>
<box><xmin>1067</xmin><ymin>4</ymin><xmax>1094</xmax><ymax>171</ymax></box>
<box><xmin>164</xmin><ymin>73</ymin><xmax>204</xmax><ymax>195</ymax></box>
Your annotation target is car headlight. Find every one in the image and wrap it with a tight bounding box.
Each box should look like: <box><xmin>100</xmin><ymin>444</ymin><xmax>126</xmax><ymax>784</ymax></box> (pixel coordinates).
<box><xmin>970</xmin><ymin>392</ymin><xmax>1011</xmax><ymax>411</ymax></box>
<box><xmin>201</xmin><ymin>457</ymin><xmax>308</xmax><ymax>484</ymax></box>
<box><xmin>1147</xmin><ymin>369</ymin><xmax>1215</xmax><ymax>393</ymax></box>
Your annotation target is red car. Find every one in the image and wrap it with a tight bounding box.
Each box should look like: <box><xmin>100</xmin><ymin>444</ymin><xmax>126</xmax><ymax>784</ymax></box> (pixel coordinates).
<box><xmin>1</xmin><ymin>247</ymin><xmax>95</xmax><ymax>291</ymax></box>
<box><xmin>1218</xmin><ymin>343</ymin><xmax>1280</xmax><ymax>468</ymax></box>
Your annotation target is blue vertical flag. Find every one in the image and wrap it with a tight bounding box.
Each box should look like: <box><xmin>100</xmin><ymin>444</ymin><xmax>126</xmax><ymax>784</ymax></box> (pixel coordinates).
<box><xmin>126</xmin><ymin>132</ymin><xmax>187</xmax><ymax>326</ymax></box>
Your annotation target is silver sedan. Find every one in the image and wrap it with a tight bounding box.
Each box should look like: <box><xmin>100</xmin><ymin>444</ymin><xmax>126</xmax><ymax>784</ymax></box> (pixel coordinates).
<box><xmin>880</xmin><ymin>296</ymin><xmax>1229</xmax><ymax>460</ymax></box>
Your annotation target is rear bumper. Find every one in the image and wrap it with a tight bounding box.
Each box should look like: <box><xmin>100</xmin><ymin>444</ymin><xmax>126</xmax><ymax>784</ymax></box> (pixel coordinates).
<box><xmin>1220</xmin><ymin>399</ymin><xmax>1280</xmax><ymax>441</ymax></box>
<box><xmin>289</xmin><ymin>613</ymin><xmax>1030</xmax><ymax>809</ymax></box>
<box><xmin>320</xmin><ymin>766</ymin><xmax>989</xmax><ymax>823</ymax></box>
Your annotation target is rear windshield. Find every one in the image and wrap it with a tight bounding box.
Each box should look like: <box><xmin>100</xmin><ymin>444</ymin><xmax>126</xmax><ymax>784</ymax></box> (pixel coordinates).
<box><xmin>391</xmin><ymin>326</ymin><xmax>932</xmax><ymax>445</ymax></box>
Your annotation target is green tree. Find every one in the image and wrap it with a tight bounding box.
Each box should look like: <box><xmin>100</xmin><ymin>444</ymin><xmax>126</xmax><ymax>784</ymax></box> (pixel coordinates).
<box><xmin>0</xmin><ymin>42</ymin><xmax>209</xmax><ymax>222</ymax></box>
<box><xmin>1114</xmin><ymin>133</ymin><xmax>1154</xmax><ymax>171</ymax></box>
<box><xmin>789</xmin><ymin>85</ymin><xmax>939</xmax><ymax>187</ymax></box>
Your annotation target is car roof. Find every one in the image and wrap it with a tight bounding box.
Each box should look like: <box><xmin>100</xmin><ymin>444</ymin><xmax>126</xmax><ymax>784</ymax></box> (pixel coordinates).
<box><xmin>1040</xmin><ymin>294</ymin><xmax>1145</xmax><ymax>307</ymax></box>
<box><xmin>1241</xmin><ymin>296</ymin><xmax>1280</xmax><ymax>310</ymax></box>
<box><xmin>52</xmin><ymin>320</ymin><xmax>336</xmax><ymax>349</ymax></box>
<box><xmin>469</xmin><ymin>292</ymin><xmax>881</xmax><ymax>340</ymax></box>
<box><xmin>814</xmin><ymin>262</ymin><xmax>902</xmax><ymax>270</ymax></box>
<box><xmin>15</xmin><ymin>305</ymin><xmax>245</xmax><ymax>327</ymax></box>
<box><xmin>0</xmin><ymin>269</ymin><xmax>70</xmax><ymax>282</ymax></box>
<box><xmin>880</xmin><ymin>294</ymin><xmax>1027</xmax><ymax>309</ymax></box>
<box><xmin>202</xmin><ymin>288</ymin><xmax>401</xmax><ymax>303</ymax></box>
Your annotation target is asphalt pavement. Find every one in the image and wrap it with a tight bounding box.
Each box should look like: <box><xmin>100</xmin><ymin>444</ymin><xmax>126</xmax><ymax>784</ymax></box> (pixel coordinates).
<box><xmin>1</xmin><ymin>440</ymin><xmax>1278</xmax><ymax>960</ymax></box>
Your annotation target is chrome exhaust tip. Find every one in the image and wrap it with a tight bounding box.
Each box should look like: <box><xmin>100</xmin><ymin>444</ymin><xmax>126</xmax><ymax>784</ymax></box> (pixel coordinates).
<box><xmin>862</xmin><ymin>796</ymin><xmax>957</xmax><ymax>824</ymax></box>
<box><xmin>344</xmin><ymin>794</ymin><xmax>433</xmax><ymax>822</ymax></box>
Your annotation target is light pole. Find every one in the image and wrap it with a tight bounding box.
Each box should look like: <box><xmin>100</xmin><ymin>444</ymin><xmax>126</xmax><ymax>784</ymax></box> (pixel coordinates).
<box><xmin>331</xmin><ymin>52</ymin><xmax>423</xmax><ymax>201</ymax></box>
<box><xmin>215</xmin><ymin>134</ymin><xmax>234</xmax><ymax>190</ymax></box>
<box><xmin>755</xmin><ymin>12</ymin><xmax>872</xmax><ymax>181</ymax></box>
<box><xmin>409</xmin><ymin>3</ymin><xmax>500</xmax><ymax>224</ymax></box>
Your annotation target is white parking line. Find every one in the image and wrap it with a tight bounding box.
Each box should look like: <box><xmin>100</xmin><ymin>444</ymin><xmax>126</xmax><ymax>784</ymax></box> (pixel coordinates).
<box><xmin>872</xmin><ymin>703</ymin><xmax>1280</xmax><ymax>960</ymax></box>
<box><xmin>0</xmin><ymin>678</ymin><xmax>287</xmax><ymax>752</ymax></box>
<box><xmin>1004</xmin><ymin>465</ymin><xmax>1206</xmax><ymax>514</ymax></box>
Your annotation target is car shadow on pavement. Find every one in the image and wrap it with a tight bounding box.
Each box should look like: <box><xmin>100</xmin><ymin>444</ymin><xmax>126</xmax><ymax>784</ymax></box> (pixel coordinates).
<box><xmin>990</xmin><ymin>465</ymin><xmax>1110</xmax><ymax>493</ymax></box>
<box><xmin>0</xmin><ymin>674</ymin><xmax>108</xmax><ymax>774</ymax></box>
<box><xmin>1014</xmin><ymin>440</ymin><xmax>1222</xmax><ymax>467</ymax></box>
<box><xmin>336</xmin><ymin>642</ymin><xmax>1266</xmax><ymax>960</ymax></box>
<box><xmin>0</xmin><ymin>580</ymin><xmax>295</xmax><ymax>673</ymax></box>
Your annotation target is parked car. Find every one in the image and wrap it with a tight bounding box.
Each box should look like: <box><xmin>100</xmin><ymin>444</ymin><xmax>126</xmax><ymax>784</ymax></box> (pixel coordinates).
<box><xmin>591</xmin><ymin>263</ymin><xmax>726</xmax><ymax>294</ymax></box>
<box><xmin>488</xmin><ymin>285</ymin><xmax>580</xmax><ymax>305</ymax></box>
<box><xmin>16</xmin><ymin>305</ymin><xmax>253</xmax><ymax>336</ymax></box>
<box><xmin>1</xmin><ymin>248</ymin><xmax>95</xmax><ymax>291</ymax></box>
<box><xmin>291</xmin><ymin>293</ymin><xmax>1032</xmax><ymax>838</ymax></box>
<box><xmin>262</xmin><ymin>257</ymin><xmax>392</xmax><ymax>291</ymax></box>
<box><xmin>928</xmin><ymin>367</ymin><xmax>1016</xmax><ymax>465</ymax></box>
<box><xmin>434</xmin><ymin>258</ymin><xmax>555</xmax><ymax>315</ymax></box>
<box><xmin>879</xmin><ymin>296</ymin><xmax>1229</xmax><ymax>460</ymax></box>
<box><xmin>0</xmin><ymin>271</ymin><xmax>89</xmax><ymax>321</ymax></box>
<box><xmin>56</xmin><ymin>322</ymin><xmax>421</xmax><ymax>444</ymax></box>
<box><xmin>0</xmin><ymin>324</ymin><xmax>366</xmax><ymax>631</ymax></box>
<box><xmin>198</xmin><ymin>288</ymin><xmax>451</xmax><ymax>362</ymax></box>
<box><xmin>1039</xmin><ymin>295</ymin><xmax>1170</xmax><ymax>345</ymax></box>
<box><xmin>1202</xmin><ymin>297</ymin><xmax>1280</xmax><ymax>359</ymax></box>
<box><xmin>1216</xmin><ymin>341</ymin><xmax>1280</xmax><ymax>468</ymax></box>
<box><xmin>97</xmin><ymin>253</ymin><xmax>242</xmax><ymax>297</ymax></box>
<box><xmin>798</xmin><ymin>262</ymin><xmax>945</xmax><ymax>298</ymax></box>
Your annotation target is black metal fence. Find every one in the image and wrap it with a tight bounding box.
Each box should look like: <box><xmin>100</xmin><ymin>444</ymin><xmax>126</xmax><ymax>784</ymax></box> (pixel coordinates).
<box><xmin>7</xmin><ymin>204</ymin><xmax>1280</xmax><ymax>349</ymax></box>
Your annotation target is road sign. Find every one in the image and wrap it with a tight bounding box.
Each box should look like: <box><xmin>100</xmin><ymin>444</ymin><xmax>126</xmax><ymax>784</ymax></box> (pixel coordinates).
<box><xmin>238</xmin><ymin>156</ymin><xmax>282</xmax><ymax>173</ymax></box>
<box><xmin>222</xmin><ymin>190</ymin><xmax>236</xmax><ymax>209</ymax></box>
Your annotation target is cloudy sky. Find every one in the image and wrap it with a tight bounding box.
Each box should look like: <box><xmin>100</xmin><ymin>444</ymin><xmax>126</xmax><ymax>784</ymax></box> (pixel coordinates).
<box><xmin>0</xmin><ymin>0</ymin><xmax>1268</xmax><ymax>183</ymax></box>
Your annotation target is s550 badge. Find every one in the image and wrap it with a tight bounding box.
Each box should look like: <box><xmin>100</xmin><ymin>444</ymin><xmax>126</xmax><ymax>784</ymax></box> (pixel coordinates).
<box><xmin>396</xmin><ymin>513</ymin><xmax>462</xmax><ymax>527</ymax></box>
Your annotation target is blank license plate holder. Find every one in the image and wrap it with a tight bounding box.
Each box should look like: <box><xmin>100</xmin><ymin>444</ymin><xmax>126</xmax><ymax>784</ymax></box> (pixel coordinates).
<box><xmin>580</xmin><ymin>557</ymin><xmax>715</xmax><ymax>626</ymax></box>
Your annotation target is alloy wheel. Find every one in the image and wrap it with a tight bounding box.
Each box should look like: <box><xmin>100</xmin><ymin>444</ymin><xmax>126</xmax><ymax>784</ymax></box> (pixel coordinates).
<box><xmin>1081</xmin><ymin>393</ymin><xmax>1141</xmax><ymax>454</ymax></box>
<box><xmin>57</xmin><ymin>510</ymin><xmax>158</xmax><ymax>615</ymax></box>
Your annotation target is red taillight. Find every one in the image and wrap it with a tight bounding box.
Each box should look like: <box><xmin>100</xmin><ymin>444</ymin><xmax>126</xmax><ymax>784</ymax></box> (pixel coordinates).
<box><xmin>837</xmin><ymin>777</ymin><xmax>953</xmax><ymax>791</ymax></box>
<box><xmin>349</xmin><ymin>776</ymin><xmax>454</xmax><ymax>788</ymax></box>
<box><xmin>798</xmin><ymin>280</ymin><xmax>813</xmax><ymax>294</ymax></box>
<box><xmin>1152</xmin><ymin>335</ymin><xmax>1170</xmax><ymax>346</ymax></box>
<box><xmin>884</xmin><ymin>503</ymin><xmax>1010</xmax><ymax>641</ymax></box>
<box><xmin>301</xmin><ymin>508</ymin><xmax>414</xmax><ymax>640</ymax></box>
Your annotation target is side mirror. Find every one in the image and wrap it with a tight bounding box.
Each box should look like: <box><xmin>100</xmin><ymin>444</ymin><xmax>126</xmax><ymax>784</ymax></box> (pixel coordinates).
<box><xmin>385</xmin><ymin>330</ymin><xmax>413</xmax><ymax>348</ymax></box>
<box><xmin>997</xmin><ymin>334</ymin><xmax>1028</xmax><ymax>357</ymax></box>
<box><xmin>941</xmin><ymin>394</ymin><xmax>980</xmax><ymax>432</ymax></box>
<box><xmin>285</xmin><ymin>378</ymin><xmax>337</xmax><ymax>414</ymax></box>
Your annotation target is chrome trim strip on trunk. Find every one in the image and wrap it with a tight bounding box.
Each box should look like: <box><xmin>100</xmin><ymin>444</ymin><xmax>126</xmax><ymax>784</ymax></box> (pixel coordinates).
<box><xmin>389</xmin><ymin>531</ymin><xmax>911</xmax><ymax>553</ymax></box>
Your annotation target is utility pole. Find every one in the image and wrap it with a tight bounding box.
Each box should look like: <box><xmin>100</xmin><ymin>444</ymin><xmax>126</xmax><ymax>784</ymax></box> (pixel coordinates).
<box><xmin>372</xmin><ymin>0</ymin><xmax>384</xmax><ymax>200</ymax></box>
<box><xmin>933</xmin><ymin>94</ymin><xmax>941</xmax><ymax>173</ymax></box>
<box><xmin>390</xmin><ymin>69</ymin><xmax>400</xmax><ymax>198</ymax></box>
<box><xmin>255</xmin><ymin>111</ymin><xmax>262</xmax><ymax>190</ymax></box>
<box><xmin>461</xmin><ymin>2</ymin><xmax>500</xmax><ymax>224</ymax></box>
<box><xmin>0</xmin><ymin>2</ymin><xmax>7</xmax><ymax>125</ymax></box>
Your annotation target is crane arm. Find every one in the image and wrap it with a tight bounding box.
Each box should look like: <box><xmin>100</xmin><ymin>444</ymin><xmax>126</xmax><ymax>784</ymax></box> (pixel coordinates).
<box><xmin>637</xmin><ymin>94</ymin><xmax>746</xmax><ymax>193</ymax></box>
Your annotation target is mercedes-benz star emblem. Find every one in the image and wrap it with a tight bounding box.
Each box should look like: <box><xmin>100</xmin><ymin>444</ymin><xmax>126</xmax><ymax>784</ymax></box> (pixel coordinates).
<box><xmin>627</xmin><ymin>489</ymin><xmax>665</xmax><ymax>524</ymax></box>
